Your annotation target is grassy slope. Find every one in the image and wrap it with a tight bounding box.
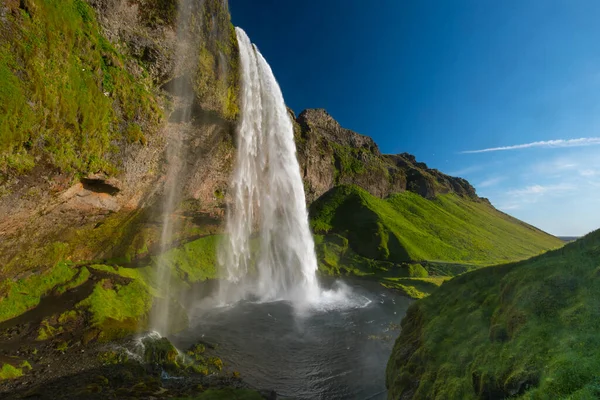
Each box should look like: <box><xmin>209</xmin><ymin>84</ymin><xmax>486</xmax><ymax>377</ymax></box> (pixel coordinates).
<box><xmin>310</xmin><ymin>185</ymin><xmax>562</xmax><ymax>265</ymax></box>
<box><xmin>386</xmin><ymin>229</ymin><xmax>600</xmax><ymax>399</ymax></box>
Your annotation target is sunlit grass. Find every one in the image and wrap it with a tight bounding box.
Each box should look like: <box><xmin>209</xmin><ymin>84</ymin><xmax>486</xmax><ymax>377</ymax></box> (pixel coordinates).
<box><xmin>387</xmin><ymin>229</ymin><xmax>600</xmax><ymax>399</ymax></box>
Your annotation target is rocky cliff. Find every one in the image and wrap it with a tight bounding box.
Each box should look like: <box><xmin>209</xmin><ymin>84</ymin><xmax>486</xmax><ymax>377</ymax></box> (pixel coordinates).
<box><xmin>294</xmin><ymin>108</ymin><xmax>479</xmax><ymax>202</ymax></box>
<box><xmin>0</xmin><ymin>0</ymin><xmax>484</xmax><ymax>281</ymax></box>
<box><xmin>0</xmin><ymin>0</ymin><xmax>238</xmax><ymax>278</ymax></box>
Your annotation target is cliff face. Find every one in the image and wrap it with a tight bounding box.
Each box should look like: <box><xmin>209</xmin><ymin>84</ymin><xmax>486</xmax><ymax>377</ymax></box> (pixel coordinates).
<box><xmin>0</xmin><ymin>0</ymin><xmax>483</xmax><ymax>281</ymax></box>
<box><xmin>0</xmin><ymin>0</ymin><xmax>237</xmax><ymax>278</ymax></box>
<box><xmin>294</xmin><ymin>109</ymin><xmax>479</xmax><ymax>203</ymax></box>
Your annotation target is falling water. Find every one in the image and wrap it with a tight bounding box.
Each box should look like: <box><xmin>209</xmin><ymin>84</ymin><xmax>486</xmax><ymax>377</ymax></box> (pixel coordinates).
<box><xmin>150</xmin><ymin>0</ymin><xmax>197</xmax><ymax>335</ymax></box>
<box><xmin>218</xmin><ymin>28</ymin><xmax>320</xmax><ymax>304</ymax></box>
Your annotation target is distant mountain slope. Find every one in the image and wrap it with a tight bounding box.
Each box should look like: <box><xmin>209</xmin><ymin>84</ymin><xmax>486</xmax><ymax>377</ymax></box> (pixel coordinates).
<box><xmin>558</xmin><ymin>236</ymin><xmax>580</xmax><ymax>242</ymax></box>
<box><xmin>310</xmin><ymin>185</ymin><xmax>562</xmax><ymax>265</ymax></box>
<box><xmin>386</xmin><ymin>228</ymin><xmax>600</xmax><ymax>399</ymax></box>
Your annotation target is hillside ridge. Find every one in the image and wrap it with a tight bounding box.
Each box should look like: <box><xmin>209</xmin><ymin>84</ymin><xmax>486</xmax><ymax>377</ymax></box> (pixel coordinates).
<box><xmin>294</xmin><ymin>108</ymin><xmax>480</xmax><ymax>202</ymax></box>
<box><xmin>386</xmin><ymin>228</ymin><xmax>600</xmax><ymax>399</ymax></box>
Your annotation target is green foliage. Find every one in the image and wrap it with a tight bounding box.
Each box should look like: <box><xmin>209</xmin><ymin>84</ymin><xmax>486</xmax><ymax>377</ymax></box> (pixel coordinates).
<box><xmin>0</xmin><ymin>363</ymin><xmax>23</xmax><ymax>380</ymax></box>
<box><xmin>310</xmin><ymin>185</ymin><xmax>562</xmax><ymax>265</ymax></box>
<box><xmin>0</xmin><ymin>261</ymin><xmax>76</xmax><ymax>322</ymax></box>
<box><xmin>386</xmin><ymin>229</ymin><xmax>600</xmax><ymax>399</ymax></box>
<box><xmin>0</xmin><ymin>0</ymin><xmax>160</xmax><ymax>175</ymax></box>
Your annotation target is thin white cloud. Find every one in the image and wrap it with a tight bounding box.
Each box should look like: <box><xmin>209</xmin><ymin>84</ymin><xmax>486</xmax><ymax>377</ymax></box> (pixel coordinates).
<box><xmin>462</xmin><ymin>137</ymin><xmax>600</xmax><ymax>154</ymax></box>
<box><xmin>580</xmin><ymin>169</ymin><xmax>597</xmax><ymax>177</ymax></box>
<box><xmin>477</xmin><ymin>176</ymin><xmax>505</xmax><ymax>188</ymax></box>
<box><xmin>495</xmin><ymin>183</ymin><xmax>576</xmax><ymax>211</ymax></box>
<box><xmin>507</xmin><ymin>183</ymin><xmax>575</xmax><ymax>196</ymax></box>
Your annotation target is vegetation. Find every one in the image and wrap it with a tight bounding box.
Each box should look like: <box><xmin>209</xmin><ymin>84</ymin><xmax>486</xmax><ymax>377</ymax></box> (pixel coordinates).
<box><xmin>155</xmin><ymin>235</ymin><xmax>221</xmax><ymax>283</ymax></box>
<box><xmin>55</xmin><ymin>266</ymin><xmax>90</xmax><ymax>294</ymax></box>
<box><xmin>314</xmin><ymin>233</ymin><xmax>448</xmax><ymax>298</ymax></box>
<box><xmin>76</xmin><ymin>277</ymin><xmax>153</xmax><ymax>340</ymax></box>
<box><xmin>386</xmin><ymin>228</ymin><xmax>600</xmax><ymax>399</ymax></box>
<box><xmin>0</xmin><ymin>363</ymin><xmax>23</xmax><ymax>380</ymax></box>
<box><xmin>0</xmin><ymin>261</ymin><xmax>77</xmax><ymax>322</ymax></box>
<box><xmin>0</xmin><ymin>0</ymin><xmax>161</xmax><ymax>176</ymax></box>
<box><xmin>310</xmin><ymin>185</ymin><xmax>562</xmax><ymax>265</ymax></box>
<box><xmin>193</xmin><ymin>0</ymin><xmax>240</xmax><ymax>119</ymax></box>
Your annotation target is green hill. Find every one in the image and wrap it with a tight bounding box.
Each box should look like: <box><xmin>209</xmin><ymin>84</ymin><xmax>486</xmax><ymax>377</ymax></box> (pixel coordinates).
<box><xmin>309</xmin><ymin>185</ymin><xmax>562</xmax><ymax>266</ymax></box>
<box><xmin>386</xmin><ymin>228</ymin><xmax>600</xmax><ymax>399</ymax></box>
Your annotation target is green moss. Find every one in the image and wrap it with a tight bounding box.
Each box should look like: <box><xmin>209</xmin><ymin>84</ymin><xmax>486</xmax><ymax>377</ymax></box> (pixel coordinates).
<box><xmin>98</xmin><ymin>350</ymin><xmax>129</xmax><ymax>365</ymax></box>
<box><xmin>58</xmin><ymin>309</ymin><xmax>79</xmax><ymax>324</ymax></box>
<box><xmin>56</xmin><ymin>340</ymin><xmax>69</xmax><ymax>352</ymax></box>
<box><xmin>310</xmin><ymin>185</ymin><xmax>562</xmax><ymax>265</ymax></box>
<box><xmin>155</xmin><ymin>235</ymin><xmax>221</xmax><ymax>283</ymax></box>
<box><xmin>208</xmin><ymin>356</ymin><xmax>223</xmax><ymax>371</ymax></box>
<box><xmin>0</xmin><ymin>0</ymin><xmax>161</xmax><ymax>175</ymax></box>
<box><xmin>386</xmin><ymin>229</ymin><xmax>600</xmax><ymax>399</ymax></box>
<box><xmin>0</xmin><ymin>363</ymin><xmax>23</xmax><ymax>380</ymax></box>
<box><xmin>143</xmin><ymin>337</ymin><xmax>179</xmax><ymax>367</ymax></box>
<box><xmin>125</xmin><ymin>123</ymin><xmax>147</xmax><ymax>145</ymax></box>
<box><xmin>37</xmin><ymin>318</ymin><xmax>63</xmax><ymax>340</ymax></box>
<box><xmin>137</xmin><ymin>0</ymin><xmax>178</xmax><ymax>27</ymax></box>
<box><xmin>0</xmin><ymin>261</ymin><xmax>77</xmax><ymax>322</ymax></box>
<box><xmin>55</xmin><ymin>266</ymin><xmax>90</xmax><ymax>294</ymax></box>
<box><xmin>381</xmin><ymin>277</ymin><xmax>449</xmax><ymax>299</ymax></box>
<box><xmin>76</xmin><ymin>277</ymin><xmax>152</xmax><ymax>338</ymax></box>
<box><xmin>191</xmin><ymin>0</ymin><xmax>239</xmax><ymax>120</ymax></box>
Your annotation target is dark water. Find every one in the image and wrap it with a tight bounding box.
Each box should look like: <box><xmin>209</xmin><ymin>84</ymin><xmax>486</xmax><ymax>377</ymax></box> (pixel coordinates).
<box><xmin>173</xmin><ymin>280</ymin><xmax>411</xmax><ymax>399</ymax></box>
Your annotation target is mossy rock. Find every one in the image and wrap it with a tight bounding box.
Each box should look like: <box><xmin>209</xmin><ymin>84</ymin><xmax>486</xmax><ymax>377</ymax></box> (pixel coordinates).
<box><xmin>143</xmin><ymin>337</ymin><xmax>179</xmax><ymax>368</ymax></box>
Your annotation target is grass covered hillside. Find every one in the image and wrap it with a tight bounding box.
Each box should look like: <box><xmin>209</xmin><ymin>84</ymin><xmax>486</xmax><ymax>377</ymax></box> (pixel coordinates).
<box><xmin>310</xmin><ymin>185</ymin><xmax>562</xmax><ymax>266</ymax></box>
<box><xmin>386</xmin><ymin>228</ymin><xmax>600</xmax><ymax>399</ymax></box>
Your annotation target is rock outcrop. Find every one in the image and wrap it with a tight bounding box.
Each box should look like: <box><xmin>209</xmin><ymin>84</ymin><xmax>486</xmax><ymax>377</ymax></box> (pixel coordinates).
<box><xmin>294</xmin><ymin>108</ymin><xmax>479</xmax><ymax>202</ymax></box>
<box><xmin>0</xmin><ymin>0</ymin><xmax>237</xmax><ymax>278</ymax></box>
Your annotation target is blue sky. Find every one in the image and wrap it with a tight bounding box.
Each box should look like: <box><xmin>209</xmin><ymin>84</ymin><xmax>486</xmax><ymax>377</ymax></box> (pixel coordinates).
<box><xmin>229</xmin><ymin>0</ymin><xmax>600</xmax><ymax>236</ymax></box>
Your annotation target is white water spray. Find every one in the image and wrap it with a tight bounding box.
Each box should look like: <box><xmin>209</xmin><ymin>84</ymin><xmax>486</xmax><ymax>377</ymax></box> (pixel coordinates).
<box><xmin>218</xmin><ymin>28</ymin><xmax>320</xmax><ymax>304</ymax></box>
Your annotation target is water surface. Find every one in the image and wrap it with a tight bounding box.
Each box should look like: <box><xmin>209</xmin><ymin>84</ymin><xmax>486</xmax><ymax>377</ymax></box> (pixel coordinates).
<box><xmin>174</xmin><ymin>280</ymin><xmax>411</xmax><ymax>399</ymax></box>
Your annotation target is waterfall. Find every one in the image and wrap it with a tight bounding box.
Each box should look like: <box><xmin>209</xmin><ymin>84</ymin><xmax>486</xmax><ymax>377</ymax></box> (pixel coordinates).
<box><xmin>218</xmin><ymin>28</ymin><xmax>320</xmax><ymax>304</ymax></box>
<box><xmin>149</xmin><ymin>0</ymin><xmax>197</xmax><ymax>335</ymax></box>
